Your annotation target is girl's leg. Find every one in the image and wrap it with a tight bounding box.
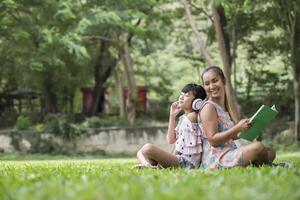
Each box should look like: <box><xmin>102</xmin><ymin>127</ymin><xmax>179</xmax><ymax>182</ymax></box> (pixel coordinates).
<box><xmin>137</xmin><ymin>149</ymin><xmax>153</xmax><ymax>167</ymax></box>
<box><xmin>137</xmin><ymin>143</ymin><xmax>179</xmax><ymax>168</ymax></box>
<box><xmin>241</xmin><ymin>141</ymin><xmax>270</xmax><ymax>166</ymax></box>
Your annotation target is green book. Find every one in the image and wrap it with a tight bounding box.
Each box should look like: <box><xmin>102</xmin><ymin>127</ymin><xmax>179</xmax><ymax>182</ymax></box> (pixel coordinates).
<box><xmin>238</xmin><ymin>105</ymin><xmax>278</xmax><ymax>141</ymax></box>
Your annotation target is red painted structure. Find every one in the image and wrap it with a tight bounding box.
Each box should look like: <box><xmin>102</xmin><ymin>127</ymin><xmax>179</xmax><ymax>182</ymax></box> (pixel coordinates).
<box><xmin>122</xmin><ymin>86</ymin><xmax>148</xmax><ymax>110</ymax></box>
<box><xmin>81</xmin><ymin>86</ymin><xmax>148</xmax><ymax>114</ymax></box>
<box><xmin>80</xmin><ymin>87</ymin><xmax>94</xmax><ymax>113</ymax></box>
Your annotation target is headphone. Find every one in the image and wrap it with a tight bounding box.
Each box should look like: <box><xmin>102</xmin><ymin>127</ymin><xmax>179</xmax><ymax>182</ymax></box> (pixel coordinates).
<box><xmin>192</xmin><ymin>99</ymin><xmax>205</xmax><ymax>111</ymax></box>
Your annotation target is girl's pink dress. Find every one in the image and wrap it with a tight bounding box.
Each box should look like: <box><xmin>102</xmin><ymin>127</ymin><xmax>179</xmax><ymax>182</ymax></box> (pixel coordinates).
<box><xmin>175</xmin><ymin>115</ymin><xmax>202</xmax><ymax>168</ymax></box>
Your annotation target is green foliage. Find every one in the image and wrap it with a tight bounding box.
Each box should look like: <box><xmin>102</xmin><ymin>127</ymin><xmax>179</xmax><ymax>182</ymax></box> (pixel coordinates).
<box><xmin>14</xmin><ymin>115</ymin><xmax>31</xmax><ymax>131</ymax></box>
<box><xmin>81</xmin><ymin>116</ymin><xmax>103</xmax><ymax>128</ymax></box>
<box><xmin>238</xmin><ymin>68</ymin><xmax>293</xmax><ymax>117</ymax></box>
<box><xmin>0</xmin><ymin>0</ymin><xmax>90</xmax><ymax>110</ymax></box>
<box><xmin>136</xmin><ymin>104</ymin><xmax>170</xmax><ymax>124</ymax></box>
<box><xmin>44</xmin><ymin>114</ymin><xmax>82</xmax><ymax>140</ymax></box>
<box><xmin>81</xmin><ymin>112</ymin><xmax>169</xmax><ymax>128</ymax></box>
<box><xmin>33</xmin><ymin>124</ymin><xmax>44</xmax><ymax>132</ymax></box>
<box><xmin>81</xmin><ymin>116</ymin><xmax>128</xmax><ymax>128</ymax></box>
<box><xmin>0</xmin><ymin>0</ymin><xmax>298</xmax><ymax>133</ymax></box>
<box><xmin>0</xmin><ymin>109</ymin><xmax>18</xmax><ymax>129</ymax></box>
<box><xmin>0</xmin><ymin>153</ymin><xmax>299</xmax><ymax>200</ymax></box>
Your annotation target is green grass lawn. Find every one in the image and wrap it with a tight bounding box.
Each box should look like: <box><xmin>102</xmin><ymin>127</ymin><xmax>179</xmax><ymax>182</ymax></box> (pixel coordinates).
<box><xmin>0</xmin><ymin>152</ymin><xmax>299</xmax><ymax>200</ymax></box>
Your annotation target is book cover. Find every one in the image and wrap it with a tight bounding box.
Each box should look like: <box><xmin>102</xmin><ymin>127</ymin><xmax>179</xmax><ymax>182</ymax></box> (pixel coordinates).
<box><xmin>238</xmin><ymin>105</ymin><xmax>278</xmax><ymax>141</ymax></box>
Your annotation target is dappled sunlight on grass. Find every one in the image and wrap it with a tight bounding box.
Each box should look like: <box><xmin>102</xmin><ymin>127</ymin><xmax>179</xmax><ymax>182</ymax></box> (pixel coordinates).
<box><xmin>277</xmin><ymin>151</ymin><xmax>300</xmax><ymax>159</ymax></box>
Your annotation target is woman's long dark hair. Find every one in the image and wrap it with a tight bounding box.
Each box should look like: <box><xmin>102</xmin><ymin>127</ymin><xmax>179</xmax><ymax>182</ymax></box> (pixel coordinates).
<box><xmin>201</xmin><ymin>66</ymin><xmax>237</xmax><ymax>124</ymax></box>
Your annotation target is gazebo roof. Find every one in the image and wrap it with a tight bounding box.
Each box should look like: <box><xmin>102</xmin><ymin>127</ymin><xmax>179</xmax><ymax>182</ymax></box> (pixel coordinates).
<box><xmin>0</xmin><ymin>89</ymin><xmax>41</xmax><ymax>99</ymax></box>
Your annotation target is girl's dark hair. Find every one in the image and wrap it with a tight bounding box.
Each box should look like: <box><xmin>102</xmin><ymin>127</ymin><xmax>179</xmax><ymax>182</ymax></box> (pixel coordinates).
<box><xmin>181</xmin><ymin>83</ymin><xmax>207</xmax><ymax>100</ymax></box>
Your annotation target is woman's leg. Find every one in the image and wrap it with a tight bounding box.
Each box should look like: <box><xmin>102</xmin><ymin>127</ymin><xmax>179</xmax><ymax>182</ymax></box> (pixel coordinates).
<box><xmin>241</xmin><ymin>141</ymin><xmax>271</xmax><ymax>166</ymax></box>
<box><xmin>266</xmin><ymin>147</ymin><xmax>276</xmax><ymax>163</ymax></box>
<box><xmin>137</xmin><ymin>143</ymin><xmax>179</xmax><ymax>168</ymax></box>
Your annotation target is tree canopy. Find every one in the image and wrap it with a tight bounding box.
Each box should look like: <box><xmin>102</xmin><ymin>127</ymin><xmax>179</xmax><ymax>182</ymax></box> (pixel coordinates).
<box><xmin>0</xmin><ymin>0</ymin><xmax>298</xmax><ymax>140</ymax></box>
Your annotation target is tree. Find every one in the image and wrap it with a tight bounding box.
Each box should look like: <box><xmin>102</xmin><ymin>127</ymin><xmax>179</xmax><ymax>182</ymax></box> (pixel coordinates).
<box><xmin>272</xmin><ymin>0</ymin><xmax>300</xmax><ymax>142</ymax></box>
<box><xmin>242</xmin><ymin>0</ymin><xmax>300</xmax><ymax>143</ymax></box>
<box><xmin>216</xmin><ymin>0</ymin><xmax>300</xmax><ymax>141</ymax></box>
<box><xmin>78</xmin><ymin>0</ymin><xmax>175</xmax><ymax>123</ymax></box>
<box><xmin>119</xmin><ymin>33</ymin><xmax>137</xmax><ymax>124</ymax></box>
<box><xmin>211</xmin><ymin>3</ymin><xmax>240</xmax><ymax>121</ymax></box>
<box><xmin>181</xmin><ymin>0</ymin><xmax>214</xmax><ymax>65</ymax></box>
<box><xmin>180</xmin><ymin>0</ymin><xmax>243</xmax><ymax>120</ymax></box>
<box><xmin>90</xmin><ymin>40</ymin><xmax>117</xmax><ymax>116</ymax></box>
<box><xmin>0</xmin><ymin>0</ymin><xmax>89</xmax><ymax>115</ymax></box>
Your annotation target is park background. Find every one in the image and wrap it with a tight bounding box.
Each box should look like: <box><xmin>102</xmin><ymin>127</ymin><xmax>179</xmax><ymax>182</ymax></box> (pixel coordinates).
<box><xmin>0</xmin><ymin>1</ymin><xmax>300</xmax><ymax>199</ymax></box>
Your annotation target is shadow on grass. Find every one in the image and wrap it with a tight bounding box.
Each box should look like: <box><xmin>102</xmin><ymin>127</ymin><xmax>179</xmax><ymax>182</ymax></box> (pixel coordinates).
<box><xmin>0</xmin><ymin>152</ymin><xmax>135</xmax><ymax>161</ymax></box>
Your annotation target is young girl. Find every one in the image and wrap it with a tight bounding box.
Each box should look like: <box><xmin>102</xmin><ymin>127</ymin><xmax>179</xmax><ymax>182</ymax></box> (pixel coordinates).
<box><xmin>136</xmin><ymin>83</ymin><xmax>207</xmax><ymax>169</ymax></box>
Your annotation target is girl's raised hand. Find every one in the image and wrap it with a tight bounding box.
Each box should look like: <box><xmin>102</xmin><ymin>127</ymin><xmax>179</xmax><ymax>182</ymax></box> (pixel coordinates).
<box><xmin>170</xmin><ymin>101</ymin><xmax>182</xmax><ymax>117</ymax></box>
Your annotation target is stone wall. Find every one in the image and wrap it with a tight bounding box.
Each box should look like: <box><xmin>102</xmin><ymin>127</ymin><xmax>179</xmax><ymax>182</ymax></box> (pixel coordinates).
<box><xmin>0</xmin><ymin>134</ymin><xmax>14</xmax><ymax>153</ymax></box>
<box><xmin>0</xmin><ymin>126</ymin><xmax>173</xmax><ymax>155</ymax></box>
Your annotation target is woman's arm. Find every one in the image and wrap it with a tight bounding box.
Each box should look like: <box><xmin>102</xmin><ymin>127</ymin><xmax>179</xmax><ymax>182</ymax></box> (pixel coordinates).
<box><xmin>200</xmin><ymin>104</ymin><xmax>250</xmax><ymax>147</ymax></box>
<box><xmin>231</xmin><ymin>135</ymin><xmax>240</xmax><ymax>140</ymax></box>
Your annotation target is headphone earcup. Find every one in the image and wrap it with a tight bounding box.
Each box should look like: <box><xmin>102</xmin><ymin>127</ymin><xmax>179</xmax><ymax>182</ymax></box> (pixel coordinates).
<box><xmin>192</xmin><ymin>99</ymin><xmax>204</xmax><ymax>110</ymax></box>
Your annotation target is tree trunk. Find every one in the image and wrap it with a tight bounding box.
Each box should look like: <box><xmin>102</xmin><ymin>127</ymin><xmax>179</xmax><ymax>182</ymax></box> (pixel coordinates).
<box><xmin>41</xmin><ymin>71</ymin><xmax>58</xmax><ymax>115</ymax></box>
<box><xmin>294</xmin><ymin>75</ymin><xmax>300</xmax><ymax>143</ymax></box>
<box><xmin>31</xmin><ymin>38</ymin><xmax>59</xmax><ymax>116</ymax></box>
<box><xmin>114</xmin><ymin>67</ymin><xmax>126</xmax><ymax>118</ymax></box>
<box><xmin>119</xmin><ymin>34</ymin><xmax>136</xmax><ymax>125</ymax></box>
<box><xmin>290</xmin><ymin>11</ymin><xmax>300</xmax><ymax>144</ymax></box>
<box><xmin>89</xmin><ymin>40</ymin><xmax>117</xmax><ymax>116</ymax></box>
<box><xmin>181</xmin><ymin>0</ymin><xmax>213</xmax><ymax>65</ymax></box>
<box><xmin>211</xmin><ymin>4</ymin><xmax>240</xmax><ymax>121</ymax></box>
<box><xmin>70</xmin><ymin>94</ymin><xmax>74</xmax><ymax>113</ymax></box>
<box><xmin>231</xmin><ymin>13</ymin><xmax>239</xmax><ymax>90</ymax></box>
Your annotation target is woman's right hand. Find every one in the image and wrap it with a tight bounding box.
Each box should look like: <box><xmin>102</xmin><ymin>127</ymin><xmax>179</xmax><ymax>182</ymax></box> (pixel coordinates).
<box><xmin>235</xmin><ymin>119</ymin><xmax>252</xmax><ymax>132</ymax></box>
<box><xmin>170</xmin><ymin>101</ymin><xmax>181</xmax><ymax>117</ymax></box>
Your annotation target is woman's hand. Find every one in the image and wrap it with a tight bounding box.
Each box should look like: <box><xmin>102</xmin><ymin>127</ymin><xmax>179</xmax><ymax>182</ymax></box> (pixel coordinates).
<box><xmin>235</xmin><ymin>119</ymin><xmax>252</xmax><ymax>132</ymax></box>
<box><xmin>170</xmin><ymin>101</ymin><xmax>182</xmax><ymax>117</ymax></box>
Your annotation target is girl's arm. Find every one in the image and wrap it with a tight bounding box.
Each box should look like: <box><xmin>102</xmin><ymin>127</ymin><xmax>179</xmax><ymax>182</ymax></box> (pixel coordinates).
<box><xmin>200</xmin><ymin>104</ymin><xmax>250</xmax><ymax>147</ymax></box>
<box><xmin>186</xmin><ymin>112</ymin><xmax>197</xmax><ymax>123</ymax></box>
<box><xmin>167</xmin><ymin>113</ymin><xmax>177</xmax><ymax>144</ymax></box>
<box><xmin>167</xmin><ymin>101</ymin><xmax>181</xmax><ymax>144</ymax></box>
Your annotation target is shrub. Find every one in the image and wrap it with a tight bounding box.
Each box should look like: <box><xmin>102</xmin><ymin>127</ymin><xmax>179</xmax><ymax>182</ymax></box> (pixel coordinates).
<box><xmin>34</xmin><ymin>124</ymin><xmax>44</xmax><ymax>132</ymax></box>
<box><xmin>0</xmin><ymin>109</ymin><xmax>18</xmax><ymax>129</ymax></box>
<box><xmin>81</xmin><ymin>116</ymin><xmax>128</xmax><ymax>128</ymax></box>
<box><xmin>15</xmin><ymin>115</ymin><xmax>32</xmax><ymax>131</ymax></box>
<box><xmin>44</xmin><ymin>114</ymin><xmax>82</xmax><ymax>140</ymax></box>
<box><xmin>81</xmin><ymin>117</ymin><xmax>102</xmax><ymax>128</ymax></box>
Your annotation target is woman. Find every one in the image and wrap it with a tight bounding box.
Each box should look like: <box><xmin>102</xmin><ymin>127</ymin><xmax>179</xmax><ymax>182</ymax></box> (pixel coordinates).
<box><xmin>198</xmin><ymin>66</ymin><xmax>276</xmax><ymax>169</ymax></box>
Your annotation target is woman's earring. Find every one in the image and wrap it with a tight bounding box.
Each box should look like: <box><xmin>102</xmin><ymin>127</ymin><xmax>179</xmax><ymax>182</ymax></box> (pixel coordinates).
<box><xmin>192</xmin><ymin>99</ymin><xmax>205</xmax><ymax>111</ymax></box>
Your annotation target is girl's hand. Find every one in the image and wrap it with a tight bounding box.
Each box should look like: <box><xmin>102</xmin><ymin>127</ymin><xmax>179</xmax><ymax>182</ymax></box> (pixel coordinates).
<box><xmin>170</xmin><ymin>101</ymin><xmax>182</xmax><ymax>117</ymax></box>
<box><xmin>235</xmin><ymin>118</ymin><xmax>252</xmax><ymax>132</ymax></box>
